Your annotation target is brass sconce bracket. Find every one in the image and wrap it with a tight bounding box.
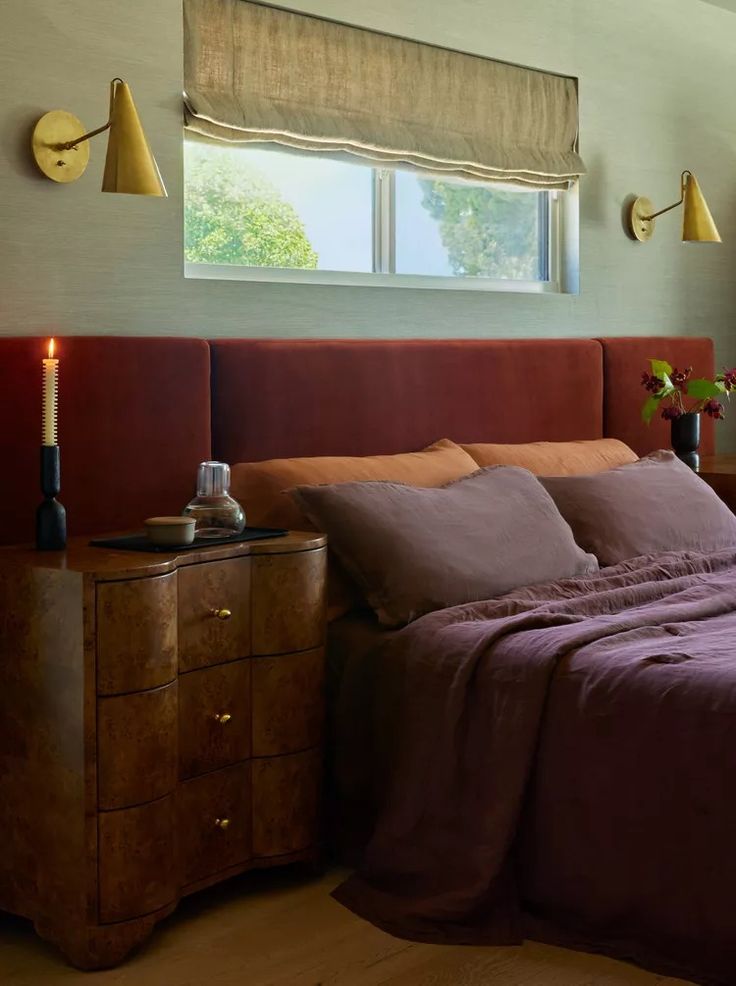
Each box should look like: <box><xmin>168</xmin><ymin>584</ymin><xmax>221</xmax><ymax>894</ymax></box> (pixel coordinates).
<box><xmin>32</xmin><ymin>111</ymin><xmax>93</xmax><ymax>183</ymax></box>
<box><xmin>627</xmin><ymin>195</ymin><xmax>657</xmax><ymax>242</ymax></box>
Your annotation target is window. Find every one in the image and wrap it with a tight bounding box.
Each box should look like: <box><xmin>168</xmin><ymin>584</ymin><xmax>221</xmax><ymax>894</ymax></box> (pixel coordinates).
<box><xmin>184</xmin><ymin>1</ymin><xmax>584</xmax><ymax>295</ymax></box>
<box><xmin>184</xmin><ymin>140</ymin><xmax>573</xmax><ymax>292</ymax></box>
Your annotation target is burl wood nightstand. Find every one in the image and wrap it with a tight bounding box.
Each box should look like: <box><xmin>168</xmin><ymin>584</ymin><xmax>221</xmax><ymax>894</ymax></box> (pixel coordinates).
<box><xmin>0</xmin><ymin>532</ymin><xmax>326</xmax><ymax>969</ymax></box>
<box><xmin>696</xmin><ymin>455</ymin><xmax>736</xmax><ymax>512</ymax></box>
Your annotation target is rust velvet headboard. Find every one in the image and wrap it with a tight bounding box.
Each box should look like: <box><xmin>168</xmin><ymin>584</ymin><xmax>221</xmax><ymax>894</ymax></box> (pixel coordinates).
<box><xmin>0</xmin><ymin>335</ymin><xmax>714</xmax><ymax>546</ymax></box>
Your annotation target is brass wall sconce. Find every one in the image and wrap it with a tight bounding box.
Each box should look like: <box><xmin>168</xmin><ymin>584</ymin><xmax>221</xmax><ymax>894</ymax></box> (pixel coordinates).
<box><xmin>627</xmin><ymin>171</ymin><xmax>720</xmax><ymax>243</ymax></box>
<box><xmin>31</xmin><ymin>78</ymin><xmax>167</xmax><ymax>196</ymax></box>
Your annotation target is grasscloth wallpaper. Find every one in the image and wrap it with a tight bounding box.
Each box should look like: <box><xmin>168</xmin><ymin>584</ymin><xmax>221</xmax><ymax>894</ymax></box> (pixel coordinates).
<box><xmin>1</xmin><ymin>0</ymin><xmax>736</xmax><ymax>442</ymax></box>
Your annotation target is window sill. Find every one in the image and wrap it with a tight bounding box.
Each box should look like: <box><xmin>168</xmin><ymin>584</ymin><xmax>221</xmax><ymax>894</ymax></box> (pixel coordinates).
<box><xmin>185</xmin><ymin>262</ymin><xmax>564</xmax><ymax>294</ymax></box>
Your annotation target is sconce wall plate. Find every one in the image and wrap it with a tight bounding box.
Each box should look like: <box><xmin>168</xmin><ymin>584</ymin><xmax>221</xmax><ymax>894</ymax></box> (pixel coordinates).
<box><xmin>628</xmin><ymin>195</ymin><xmax>656</xmax><ymax>242</ymax></box>
<box><xmin>32</xmin><ymin>111</ymin><xmax>90</xmax><ymax>183</ymax></box>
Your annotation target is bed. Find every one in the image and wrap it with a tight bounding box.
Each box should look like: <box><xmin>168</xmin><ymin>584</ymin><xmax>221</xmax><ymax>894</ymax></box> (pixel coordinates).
<box><xmin>305</xmin><ymin>441</ymin><xmax>736</xmax><ymax>986</ymax></box>
<box><xmin>211</xmin><ymin>337</ymin><xmax>733</xmax><ymax>985</ymax></box>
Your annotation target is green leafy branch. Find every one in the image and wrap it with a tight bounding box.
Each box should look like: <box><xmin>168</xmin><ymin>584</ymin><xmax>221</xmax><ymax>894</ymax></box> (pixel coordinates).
<box><xmin>640</xmin><ymin>358</ymin><xmax>730</xmax><ymax>424</ymax></box>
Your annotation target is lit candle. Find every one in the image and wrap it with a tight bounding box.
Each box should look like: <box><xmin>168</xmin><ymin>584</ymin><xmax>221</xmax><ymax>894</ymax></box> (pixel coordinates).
<box><xmin>42</xmin><ymin>338</ymin><xmax>59</xmax><ymax>447</ymax></box>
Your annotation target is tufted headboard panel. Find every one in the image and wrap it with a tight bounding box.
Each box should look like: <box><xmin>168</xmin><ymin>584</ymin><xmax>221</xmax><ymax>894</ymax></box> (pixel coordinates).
<box><xmin>598</xmin><ymin>336</ymin><xmax>715</xmax><ymax>456</ymax></box>
<box><xmin>0</xmin><ymin>337</ymin><xmax>211</xmax><ymax>545</ymax></box>
<box><xmin>210</xmin><ymin>338</ymin><xmax>604</xmax><ymax>462</ymax></box>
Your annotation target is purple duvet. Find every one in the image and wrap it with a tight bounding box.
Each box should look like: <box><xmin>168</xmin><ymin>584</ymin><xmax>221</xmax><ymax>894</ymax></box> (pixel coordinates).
<box><xmin>334</xmin><ymin>550</ymin><xmax>736</xmax><ymax>986</ymax></box>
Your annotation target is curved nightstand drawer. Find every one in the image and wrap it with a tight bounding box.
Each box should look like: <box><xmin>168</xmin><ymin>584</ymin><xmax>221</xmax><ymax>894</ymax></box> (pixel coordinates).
<box><xmin>97</xmin><ymin>573</ymin><xmax>178</xmax><ymax>694</ymax></box>
<box><xmin>252</xmin><ymin>748</ymin><xmax>321</xmax><ymax>859</ymax></box>
<box><xmin>179</xmin><ymin>660</ymin><xmax>251</xmax><ymax>779</ymax></box>
<box><xmin>252</xmin><ymin>648</ymin><xmax>324</xmax><ymax>757</ymax></box>
<box><xmin>178</xmin><ymin>558</ymin><xmax>251</xmax><ymax>672</ymax></box>
<box><xmin>98</xmin><ymin>796</ymin><xmax>176</xmax><ymax>924</ymax></box>
<box><xmin>98</xmin><ymin>681</ymin><xmax>178</xmax><ymax>810</ymax></box>
<box><xmin>252</xmin><ymin>548</ymin><xmax>326</xmax><ymax>655</ymax></box>
<box><xmin>177</xmin><ymin>763</ymin><xmax>251</xmax><ymax>886</ymax></box>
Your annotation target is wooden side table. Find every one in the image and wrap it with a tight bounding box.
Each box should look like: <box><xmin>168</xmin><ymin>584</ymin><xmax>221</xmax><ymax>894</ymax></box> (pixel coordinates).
<box><xmin>0</xmin><ymin>531</ymin><xmax>326</xmax><ymax>969</ymax></box>
<box><xmin>696</xmin><ymin>455</ymin><xmax>736</xmax><ymax>512</ymax></box>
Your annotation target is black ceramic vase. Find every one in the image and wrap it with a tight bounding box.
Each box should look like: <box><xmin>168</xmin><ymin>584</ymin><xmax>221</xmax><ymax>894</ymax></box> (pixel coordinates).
<box><xmin>670</xmin><ymin>412</ymin><xmax>700</xmax><ymax>470</ymax></box>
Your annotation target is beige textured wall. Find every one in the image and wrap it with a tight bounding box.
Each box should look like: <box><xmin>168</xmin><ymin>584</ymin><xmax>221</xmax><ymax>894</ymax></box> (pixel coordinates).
<box><xmin>1</xmin><ymin>2</ymin><xmax>735</xmax><ymax>379</ymax></box>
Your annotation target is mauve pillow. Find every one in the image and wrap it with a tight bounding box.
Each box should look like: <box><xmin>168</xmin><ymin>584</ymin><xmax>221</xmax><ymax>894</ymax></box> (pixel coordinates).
<box><xmin>540</xmin><ymin>450</ymin><xmax>736</xmax><ymax>565</ymax></box>
<box><xmin>229</xmin><ymin>439</ymin><xmax>479</xmax><ymax>621</ymax></box>
<box><xmin>292</xmin><ymin>467</ymin><xmax>598</xmax><ymax>627</ymax></box>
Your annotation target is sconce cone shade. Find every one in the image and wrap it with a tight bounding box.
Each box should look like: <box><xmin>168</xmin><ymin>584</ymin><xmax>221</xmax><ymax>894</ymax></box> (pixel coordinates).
<box><xmin>102</xmin><ymin>82</ymin><xmax>167</xmax><ymax>196</ymax></box>
<box><xmin>682</xmin><ymin>173</ymin><xmax>720</xmax><ymax>242</ymax></box>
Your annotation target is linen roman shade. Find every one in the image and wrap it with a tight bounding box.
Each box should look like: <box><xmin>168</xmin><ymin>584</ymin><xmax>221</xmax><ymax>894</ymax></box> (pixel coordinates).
<box><xmin>184</xmin><ymin>0</ymin><xmax>585</xmax><ymax>189</ymax></box>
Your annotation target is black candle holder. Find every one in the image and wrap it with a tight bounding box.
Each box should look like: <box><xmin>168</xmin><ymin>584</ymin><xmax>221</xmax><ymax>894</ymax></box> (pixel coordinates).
<box><xmin>36</xmin><ymin>446</ymin><xmax>67</xmax><ymax>550</ymax></box>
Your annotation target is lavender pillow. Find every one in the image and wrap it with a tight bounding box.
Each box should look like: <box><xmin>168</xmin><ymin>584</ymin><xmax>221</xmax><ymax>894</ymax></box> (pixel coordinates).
<box><xmin>540</xmin><ymin>450</ymin><xmax>736</xmax><ymax>565</ymax></box>
<box><xmin>292</xmin><ymin>466</ymin><xmax>598</xmax><ymax>627</ymax></box>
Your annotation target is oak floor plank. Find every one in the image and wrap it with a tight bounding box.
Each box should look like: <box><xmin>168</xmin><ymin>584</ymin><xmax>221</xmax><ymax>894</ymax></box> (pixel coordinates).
<box><xmin>0</xmin><ymin>869</ymin><xmax>692</xmax><ymax>986</ymax></box>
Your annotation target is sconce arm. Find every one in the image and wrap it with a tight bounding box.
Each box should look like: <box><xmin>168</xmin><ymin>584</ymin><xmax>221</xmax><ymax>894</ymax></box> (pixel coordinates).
<box><xmin>641</xmin><ymin>196</ymin><xmax>683</xmax><ymax>222</ymax></box>
<box><xmin>640</xmin><ymin>170</ymin><xmax>691</xmax><ymax>222</ymax></box>
<box><xmin>58</xmin><ymin>120</ymin><xmax>111</xmax><ymax>151</ymax></box>
<box><xmin>54</xmin><ymin>78</ymin><xmax>123</xmax><ymax>151</ymax></box>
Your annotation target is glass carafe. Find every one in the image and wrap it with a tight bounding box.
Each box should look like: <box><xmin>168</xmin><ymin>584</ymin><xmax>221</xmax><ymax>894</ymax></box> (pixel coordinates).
<box><xmin>183</xmin><ymin>461</ymin><xmax>246</xmax><ymax>538</ymax></box>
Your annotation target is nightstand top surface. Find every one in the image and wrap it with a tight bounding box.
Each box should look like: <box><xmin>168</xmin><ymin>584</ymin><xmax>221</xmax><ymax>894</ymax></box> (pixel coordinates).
<box><xmin>696</xmin><ymin>455</ymin><xmax>736</xmax><ymax>476</ymax></box>
<box><xmin>0</xmin><ymin>530</ymin><xmax>326</xmax><ymax>580</ymax></box>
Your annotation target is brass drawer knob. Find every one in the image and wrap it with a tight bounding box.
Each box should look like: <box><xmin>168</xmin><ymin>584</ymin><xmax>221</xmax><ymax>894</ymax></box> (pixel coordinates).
<box><xmin>213</xmin><ymin>712</ymin><xmax>232</xmax><ymax>725</ymax></box>
<box><xmin>211</xmin><ymin>608</ymin><xmax>232</xmax><ymax>621</ymax></box>
<box><xmin>214</xmin><ymin>817</ymin><xmax>231</xmax><ymax>830</ymax></box>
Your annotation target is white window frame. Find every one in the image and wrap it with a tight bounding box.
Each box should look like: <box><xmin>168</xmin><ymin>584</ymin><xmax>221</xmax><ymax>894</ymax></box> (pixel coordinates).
<box><xmin>184</xmin><ymin>157</ymin><xmax>579</xmax><ymax>295</ymax></box>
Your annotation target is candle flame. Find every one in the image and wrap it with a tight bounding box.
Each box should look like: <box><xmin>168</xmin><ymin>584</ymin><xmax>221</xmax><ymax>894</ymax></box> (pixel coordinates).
<box><xmin>48</xmin><ymin>338</ymin><xmax>55</xmax><ymax>359</ymax></box>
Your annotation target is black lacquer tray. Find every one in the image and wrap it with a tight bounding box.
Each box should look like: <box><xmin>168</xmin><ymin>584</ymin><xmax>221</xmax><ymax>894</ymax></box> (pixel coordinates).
<box><xmin>89</xmin><ymin>527</ymin><xmax>288</xmax><ymax>553</ymax></box>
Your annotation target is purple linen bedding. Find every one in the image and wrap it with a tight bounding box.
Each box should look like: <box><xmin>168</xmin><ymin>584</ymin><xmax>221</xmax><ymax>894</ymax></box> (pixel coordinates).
<box><xmin>333</xmin><ymin>549</ymin><xmax>736</xmax><ymax>986</ymax></box>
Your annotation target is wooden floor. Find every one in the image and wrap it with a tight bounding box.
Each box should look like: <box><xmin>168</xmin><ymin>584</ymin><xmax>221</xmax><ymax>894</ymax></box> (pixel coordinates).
<box><xmin>0</xmin><ymin>869</ymin><xmax>692</xmax><ymax>986</ymax></box>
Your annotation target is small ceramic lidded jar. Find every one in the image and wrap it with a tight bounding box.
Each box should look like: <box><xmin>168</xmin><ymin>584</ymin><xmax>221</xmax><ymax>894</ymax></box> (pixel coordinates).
<box><xmin>183</xmin><ymin>461</ymin><xmax>246</xmax><ymax>538</ymax></box>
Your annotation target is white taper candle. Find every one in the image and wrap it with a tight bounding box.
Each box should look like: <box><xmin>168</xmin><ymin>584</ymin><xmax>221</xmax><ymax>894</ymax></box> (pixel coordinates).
<box><xmin>42</xmin><ymin>338</ymin><xmax>59</xmax><ymax>447</ymax></box>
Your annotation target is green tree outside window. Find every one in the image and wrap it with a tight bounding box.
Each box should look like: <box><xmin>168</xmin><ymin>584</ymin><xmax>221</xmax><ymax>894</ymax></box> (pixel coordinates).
<box><xmin>185</xmin><ymin>146</ymin><xmax>318</xmax><ymax>269</ymax></box>
<box><xmin>419</xmin><ymin>180</ymin><xmax>540</xmax><ymax>279</ymax></box>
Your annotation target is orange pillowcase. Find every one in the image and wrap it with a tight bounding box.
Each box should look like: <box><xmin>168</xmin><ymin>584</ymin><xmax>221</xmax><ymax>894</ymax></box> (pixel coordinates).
<box><xmin>460</xmin><ymin>439</ymin><xmax>637</xmax><ymax>476</ymax></box>
<box><xmin>229</xmin><ymin>439</ymin><xmax>479</xmax><ymax>619</ymax></box>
